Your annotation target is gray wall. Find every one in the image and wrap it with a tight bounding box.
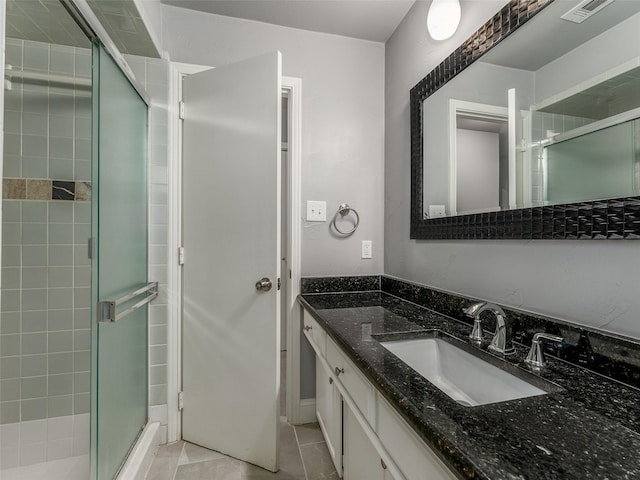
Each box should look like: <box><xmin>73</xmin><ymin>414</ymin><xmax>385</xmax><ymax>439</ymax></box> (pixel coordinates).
<box><xmin>384</xmin><ymin>0</ymin><xmax>640</xmax><ymax>340</ymax></box>
<box><xmin>162</xmin><ymin>5</ymin><xmax>385</xmax><ymax>276</ymax></box>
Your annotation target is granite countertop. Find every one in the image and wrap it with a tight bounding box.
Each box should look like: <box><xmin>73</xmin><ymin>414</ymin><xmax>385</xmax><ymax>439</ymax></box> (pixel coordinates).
<box><xmin>299</xmin><ymin>291</ymin><xmax>640</xmax><ymax>480</ymax></box>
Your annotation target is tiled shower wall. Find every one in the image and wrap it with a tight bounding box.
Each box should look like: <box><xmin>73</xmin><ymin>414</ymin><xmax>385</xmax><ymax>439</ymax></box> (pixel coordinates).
<box><xmin>529</xmin><ymin>110</ymin><xmax>593</xmax><ymax>206</ymax></box>
<box><xmin>0</xmin><ymin>39</ymin><xmax>170</xmax><ymax>465</ymax></box>
<box><xmin>1</xmin><ymin>38</ymin><xmax>92</xmax><ymax>424</ymax></box>
<box><xmin>0</xmin><ymin>38</ymin><xmax>92</xmax><ymax>467</ymax></box>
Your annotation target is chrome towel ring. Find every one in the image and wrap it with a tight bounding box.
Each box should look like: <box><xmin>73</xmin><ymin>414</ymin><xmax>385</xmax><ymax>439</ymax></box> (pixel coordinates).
<box><xmin>332</xmin><ymin>204</ymin><xmax>360</xmax><ymax>236</ymax></box>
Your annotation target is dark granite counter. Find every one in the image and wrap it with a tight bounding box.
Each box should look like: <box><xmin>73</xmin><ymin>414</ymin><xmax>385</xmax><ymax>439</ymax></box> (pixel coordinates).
<box><xmin>299</xmin><ymin>291</ymin><xmax>640</xmax><ymax>480</ymax></box>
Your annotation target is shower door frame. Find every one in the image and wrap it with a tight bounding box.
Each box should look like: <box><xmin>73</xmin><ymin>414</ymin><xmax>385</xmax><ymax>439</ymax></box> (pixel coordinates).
<box><xmin>63</xmin><ymin>3</ymin><xmax>156</xmax><ymax>480</ymax></box>
<box><xmin>166</xmin><ymin>62</ymin><xmax>303</xmax><ymax>442</ymax></box>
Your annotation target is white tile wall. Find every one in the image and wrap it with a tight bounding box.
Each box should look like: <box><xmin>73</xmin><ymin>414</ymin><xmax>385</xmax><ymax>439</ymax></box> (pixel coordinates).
<box><xmin>1</xmin><ymin>38</ymin><xmax>93</xmax><ymax>428</ymax></box>
<box><xmin>0</xmin><ymin>413</ymin><xmax>88</xmax><ymax>468</ymax></box>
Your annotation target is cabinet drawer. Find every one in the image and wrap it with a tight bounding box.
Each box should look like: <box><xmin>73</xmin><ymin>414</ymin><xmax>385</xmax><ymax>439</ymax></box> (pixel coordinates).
<box><xmin>326</xmin><ymin>336</ymin><xmax>372</xmax><ymax>417</ymax></box>
<box><xmin>303</xmin><ymin>310</ymin><xmax>326</xmax><ymax>356</ymax></box>
<box><xmin>376</xmin><ymin>395</ymin><xmax>457</xmax><ymax>480</ymax></box>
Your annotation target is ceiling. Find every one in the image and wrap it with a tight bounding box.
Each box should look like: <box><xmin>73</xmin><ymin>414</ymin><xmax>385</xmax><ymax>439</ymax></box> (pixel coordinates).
<box><xmin>482</xmin><ymin>0</ymin><xmax>640</xmax><ymax>71</ymax></box>
<box><xmin>5</xmin><ymin>0</ymin><xmax>160</xmax><ymax>58</ymax></box>
<box><xmin>478</xmin><ymin>0</ymin><xmax>640</xmax><ymax>121</ymax></box>
<box><xmin>5</xmin><ymin>0</ymin><xmax>91</xmax><ymax>48</ymax></box>
<box><xmin>86</xmin><ymin>0</ymin><xmax>160</xmax><ymax>57</ymax></box>
<box><xmin>160</xmin><ymin>0</ymin><xmax>416</xmax><ymax>42</ymax></box>
<box><xmin>539</xmin><ymin>65</ymin><xmax>640</xmax><ymax>120</ymax></box>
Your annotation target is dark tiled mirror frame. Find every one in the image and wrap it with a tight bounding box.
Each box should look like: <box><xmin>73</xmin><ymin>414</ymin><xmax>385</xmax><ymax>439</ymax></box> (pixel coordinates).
<box><xmin>410</xmin><ymin>0</ymin><xmax>640</xmax><ymax>240</ymax></box>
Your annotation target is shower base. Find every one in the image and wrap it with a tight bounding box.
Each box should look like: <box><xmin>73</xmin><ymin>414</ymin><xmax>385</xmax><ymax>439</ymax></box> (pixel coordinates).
<box><xmin>0</xmin><ymin>454</ymin><xmax>89</xmax><ymax>480</ymax></box>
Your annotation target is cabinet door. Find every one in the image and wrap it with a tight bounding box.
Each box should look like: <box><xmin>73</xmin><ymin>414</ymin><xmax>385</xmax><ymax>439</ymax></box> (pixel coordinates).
<box><xmin>316</xmin><ymin>360</ymin><xmax>343</xmax><ymax>475</ymax></box>
<box><xmin>343</xmin><ymin>404</ymin><xmax>386</xmax><ymax>480</ymax></box>
<box><xmin>376</xmin><ymin>394</ymin><xmax>458</xmax><ymax>480</ymax></box>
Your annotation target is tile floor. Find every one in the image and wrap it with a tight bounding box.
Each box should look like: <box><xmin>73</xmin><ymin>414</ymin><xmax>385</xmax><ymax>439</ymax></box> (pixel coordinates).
<box><xmin>145</xmin><ymin>420</ymin><xmax>338</xmax><ymax>480</ymax></box>
<box><xmin>145</xmin><ymin>352</ymin><xmax>338</xmax><ymax>480</ymax></box>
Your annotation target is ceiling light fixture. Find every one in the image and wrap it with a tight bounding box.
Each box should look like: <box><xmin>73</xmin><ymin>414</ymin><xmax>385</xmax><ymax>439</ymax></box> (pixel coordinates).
<box><xmin>427</xmin><ymin>0</ymin><xmax>462</xmax><ymax>41</ymax></box>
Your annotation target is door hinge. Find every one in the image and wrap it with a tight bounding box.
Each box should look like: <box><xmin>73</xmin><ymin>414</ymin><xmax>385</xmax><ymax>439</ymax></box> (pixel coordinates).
<box><xmin>88</xmin><ymin>237</ymin><xmax>96</xmax><ymax>259</ymax></box>
<box><xmin>178</xmin><ymin>391</ymin><xmax>184</xmax><ymax>411</ymax></box>
<box><xmin>179</xmin><ymin>101</ymin><xmax>185</xmax><ymax>120</ymax></box>
<box><xmin>178</xmin><ymin>247</ymin><xmax>185</xmax><ymax>265</ymax></box>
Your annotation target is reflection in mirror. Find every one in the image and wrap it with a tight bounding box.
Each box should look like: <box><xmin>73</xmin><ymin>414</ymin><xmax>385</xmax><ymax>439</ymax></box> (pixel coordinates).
<box><xmin>421</xmin><ymin>0</ymin><xmax>640</xmax><ymax>219</ymax></box>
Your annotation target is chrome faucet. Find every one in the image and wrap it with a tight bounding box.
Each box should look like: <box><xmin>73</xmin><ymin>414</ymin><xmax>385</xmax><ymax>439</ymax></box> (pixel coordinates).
<box><xmin>463</xmin><ymin>302</ymin><xmax>515</xmax><ymax>355</ymax></box>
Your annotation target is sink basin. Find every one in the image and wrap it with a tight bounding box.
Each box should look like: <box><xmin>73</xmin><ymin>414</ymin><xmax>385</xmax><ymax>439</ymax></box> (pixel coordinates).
<box><xmin>381</xmin><ymin>336</ymin><xmax>548</xmax><ymax>406</ymax></box>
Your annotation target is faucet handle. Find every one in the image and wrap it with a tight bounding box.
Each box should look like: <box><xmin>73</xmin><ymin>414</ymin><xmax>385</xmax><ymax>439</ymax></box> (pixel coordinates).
<box><xmin>525</xmin><ymin>332</ymin><xmax>564</xmax><ymax>370</ymax></box>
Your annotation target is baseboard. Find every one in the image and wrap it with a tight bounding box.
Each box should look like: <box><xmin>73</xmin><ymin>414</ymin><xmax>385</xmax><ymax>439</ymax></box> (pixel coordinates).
<box><xmin>116</xmin><ymin>421</ymin><xmax>161</xmax><ymax>480</ymax></box>
<box><xmin>298</xmin><ymin>398</ymin><xmax>317</xmax><ymax>424</ymax></box>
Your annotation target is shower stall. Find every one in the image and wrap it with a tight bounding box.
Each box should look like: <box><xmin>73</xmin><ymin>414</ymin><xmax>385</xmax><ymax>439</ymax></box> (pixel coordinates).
<box><xmin>1</xmin><ymin>1</ymin><xmax>156</xmax><ymax>479</ymax></box>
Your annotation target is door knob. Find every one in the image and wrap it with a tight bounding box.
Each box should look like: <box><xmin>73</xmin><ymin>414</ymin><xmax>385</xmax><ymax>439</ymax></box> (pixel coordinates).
<box><xmin>255</xmin><ymin>277</ymin><xmax>272</xmax><ymax>292</ymax></box>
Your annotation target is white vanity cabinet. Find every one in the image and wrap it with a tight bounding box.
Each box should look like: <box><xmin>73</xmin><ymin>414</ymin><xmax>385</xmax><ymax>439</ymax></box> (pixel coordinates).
<box><xmin>376</xmin><ymin>395</ymin><xmax>457</xmax><ymax>480</ymax></box>
<box><xmin>344</xmin><ymin>402</ymin><xmax>396</xmax><ymax>480</ymax></box>
<box><xmin>302</xmin><ymin>309</ymin><xmax>458</xmax><ymax>480</ymax></box>
<box><xmin>315</xmin><ymin>358</ymin><xmax>343</xmax><ymax>474</ymax></box>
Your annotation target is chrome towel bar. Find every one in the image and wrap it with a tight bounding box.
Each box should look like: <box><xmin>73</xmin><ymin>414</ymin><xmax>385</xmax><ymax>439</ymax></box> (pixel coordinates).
<box><xmin>98</xmin><ymin>282</ymin><xmax>158</xmax><ymax>322</ymax></box>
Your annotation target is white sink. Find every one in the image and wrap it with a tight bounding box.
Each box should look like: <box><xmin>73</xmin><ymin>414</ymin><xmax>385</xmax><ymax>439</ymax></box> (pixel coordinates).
<box><xmin>381</xmin><ymin>337</ymin><xmax>548</xmax><ymax>407</ymax></box>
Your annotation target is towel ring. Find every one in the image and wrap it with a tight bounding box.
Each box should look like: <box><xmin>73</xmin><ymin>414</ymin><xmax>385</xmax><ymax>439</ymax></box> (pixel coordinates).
<box><xmin>332</xmin><ymin>204</ymin><xmax>360</xmax><ymax>236</ymax></box>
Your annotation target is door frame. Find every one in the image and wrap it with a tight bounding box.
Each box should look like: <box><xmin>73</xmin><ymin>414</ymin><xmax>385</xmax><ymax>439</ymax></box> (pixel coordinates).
<box><xmin>167</xmin><ymin>62</ymin><xmax>302</xmax><ymax>442</ymax></box>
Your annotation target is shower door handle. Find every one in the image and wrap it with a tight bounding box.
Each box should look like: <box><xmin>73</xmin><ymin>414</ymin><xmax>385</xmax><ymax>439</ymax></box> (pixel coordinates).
<box><xmin>255</xmin><ymin>277</ymin><xmax>272</xmax><ymax>292</ymax></box>
<box><xmin>98</xmin><ymin>282</ymin><xmax>158</xmax><ymax>322</ymax></box>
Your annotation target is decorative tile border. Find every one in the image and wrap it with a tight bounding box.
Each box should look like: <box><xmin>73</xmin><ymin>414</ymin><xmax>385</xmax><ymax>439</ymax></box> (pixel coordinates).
<box><xmin>52</xmin><ymin>180</ymin><xmax>76</xmax><ymax>200</ymax></box>
<box><xmin>407</xmin><ymin>0</ymin><xmax>640</xmax><ymax>240</ymax></box>
<box><xmin>3</xmin><ymin>178</ymin><xmax>91</xmax><ymax>201</ymax></box>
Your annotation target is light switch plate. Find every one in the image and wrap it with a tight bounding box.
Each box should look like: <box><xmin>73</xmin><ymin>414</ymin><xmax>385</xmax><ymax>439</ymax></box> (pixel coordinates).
<box><xmin>306</xmin><ymin>200</ymin><xmax>327</xmax><ymax>222</ymax></box>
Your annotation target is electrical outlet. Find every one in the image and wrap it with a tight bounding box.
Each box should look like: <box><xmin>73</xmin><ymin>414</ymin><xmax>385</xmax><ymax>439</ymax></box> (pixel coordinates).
<box><xmin>306</xmin><ymin>201</ymin><xmax>326</xmax><ymax>222</ymax></box>
<box><xmin>428</xmin><ymin>205</ymin><xmax>446</xmax><ymax>218</ymax></box>
<box><xmin>361</xmin><ymin>240</ymin><xmax>372</xmax><ymax>259</ymax></box>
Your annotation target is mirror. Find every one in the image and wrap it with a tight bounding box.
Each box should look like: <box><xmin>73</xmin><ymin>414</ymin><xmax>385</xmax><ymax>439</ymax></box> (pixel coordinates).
<box><xmin>411</xmin><ymin>0</ymin><xmax>640</xmax><ymax>239</ymax></box>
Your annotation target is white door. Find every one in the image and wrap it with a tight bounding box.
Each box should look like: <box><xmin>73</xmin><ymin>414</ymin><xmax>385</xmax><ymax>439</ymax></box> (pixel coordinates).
<box><xmin>181</xmin><ymin>51</ymin><xmax>282</xmax><ymax>472</ymax></box>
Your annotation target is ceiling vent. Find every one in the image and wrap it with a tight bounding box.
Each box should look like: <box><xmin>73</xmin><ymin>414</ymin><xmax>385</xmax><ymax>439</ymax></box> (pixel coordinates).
<box><xmin>561</xmin><ymin>0</ymin><xmax>616</xmax><ymax>23</ymax></box>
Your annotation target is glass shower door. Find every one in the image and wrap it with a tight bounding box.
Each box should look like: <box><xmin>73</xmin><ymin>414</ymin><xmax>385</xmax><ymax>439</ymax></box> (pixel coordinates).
<box><xmin>90</xmin><ymin>43</ymin><xmax>150</xmax><ymax>480</ymax></box>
